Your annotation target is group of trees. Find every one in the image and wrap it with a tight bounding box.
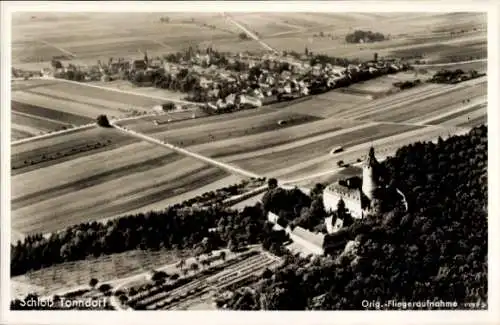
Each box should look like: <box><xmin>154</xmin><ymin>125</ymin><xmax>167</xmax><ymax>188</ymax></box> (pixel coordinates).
<box><xmin>11</xmin><ymin>184</ymin><xmax>281</xmax><ymax>276</ymax></box>
<box><xmin>172</xmin><ymin>177</ymin><xmax>266</xmax><ymax>209</ymax></box>
<box><xmin>345</xmin><ymin>30</ymin><xmax>386</xmax><ymax>44</ymax></box>
<box><xmin>428</xmin><ymin>69</ymin><xmax>484</xmax><ymax>84</ymax></box>
<box><xmin>309</xmin><ymin>54</ymin><xmax>360</xmax><ymax>67</ymax></box>
<box><xmin>393</xmin><ymin>79</ymin><xmax>421</xmax><ymax>90</ymax></box>
<box><xmin>261</xmin><ymin>181</ymin><xmax>331</xmax><ymax>233</ymax></box>
<box><xmin>55</xmin><ymin>69</ymin><xmax>87</xmax><ymax>82</ymax></box>
<box><xmin>306</xmin><ymin>62</ymin><xmax>409</xmax><ymax>96</ymax></box>
<box><xmin>225</xmin><ymin>125</ymin><xmax>488</xmax><ymax>310</ymax></box>
<box><xmin>96</xmin><ymin>115</ymin><xmax>110</xmax><ymax>127</ymax></box>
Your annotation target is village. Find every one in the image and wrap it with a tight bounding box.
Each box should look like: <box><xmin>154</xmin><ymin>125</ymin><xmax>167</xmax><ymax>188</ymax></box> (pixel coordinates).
<box><xmin>14</xmin><ymin>47</ymin><xmax>411</xmax><ymax>114</ymax></box>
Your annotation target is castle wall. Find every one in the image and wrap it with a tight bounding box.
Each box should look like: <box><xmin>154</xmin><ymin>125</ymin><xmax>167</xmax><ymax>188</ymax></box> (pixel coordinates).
<box><xmin>323</xmin><ymin>191</ymin><xmax>363</xmax><ymax>219</ymax></box>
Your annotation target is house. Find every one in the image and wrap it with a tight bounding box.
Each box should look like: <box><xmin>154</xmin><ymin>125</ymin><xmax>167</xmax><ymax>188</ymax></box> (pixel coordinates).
<box><xmin>267</xmin><ymin>211</ymin><xmax>325</xmax><ymax>255</ymax></box>
<box><xmin>200</xmin><ymin>77</ymin><xmax>213</xmax><ymax>88</ymax></box>
<box><xmin>40</xmin><ymin>68</ymin><xmax>53</xmax><ymax>77</ymax></box>
<box><xmin>253</xmin><ymin>88</ymin><xmax>265</xmax><ymax>99</ymax></box>
<box><xmin>149</xmin><ymin>59</ymin><xmax>162</xmax><ymax>68</ymax></box>
<box><xmin>132</xmin><ymin>60</ymin><xmax>147</xmax><ymax>71</ymax></box>
<box><xmin>225</xmin><ymin>93</ymin><xmax>236</xmax><ymax>105</ymax></box>
<box><xmin>239</xmin><ymin>94</ymin><xmax>262</xmax><ymax>107</ymax></box>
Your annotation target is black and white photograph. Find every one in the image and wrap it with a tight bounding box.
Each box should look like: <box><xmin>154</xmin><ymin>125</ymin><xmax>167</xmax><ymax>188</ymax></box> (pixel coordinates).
<box><xmin>0</xmin><ymin>1</ymin><xmax>498</xmax><ymax>324</ymax></box>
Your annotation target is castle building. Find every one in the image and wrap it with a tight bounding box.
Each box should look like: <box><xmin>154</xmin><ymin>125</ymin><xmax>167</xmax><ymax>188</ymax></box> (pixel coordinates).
<box><xmin>323</xmin><ymin>146</ymin><xmax>381</xmax><ymax>221</ymax></box>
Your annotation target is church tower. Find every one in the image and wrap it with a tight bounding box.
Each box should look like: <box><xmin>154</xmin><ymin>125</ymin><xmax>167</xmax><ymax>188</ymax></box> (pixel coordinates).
<box><xmin>361</xmin><ymin>146</ymin><xmax>379</xmax><ymax>202</ymax></box>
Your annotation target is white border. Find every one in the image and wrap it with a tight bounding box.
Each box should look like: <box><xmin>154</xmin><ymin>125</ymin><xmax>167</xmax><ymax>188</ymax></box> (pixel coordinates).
<box><xmin>1</xmin><ymin>1</ymin><xmax>499</xmax><ymax>325</ymax></box>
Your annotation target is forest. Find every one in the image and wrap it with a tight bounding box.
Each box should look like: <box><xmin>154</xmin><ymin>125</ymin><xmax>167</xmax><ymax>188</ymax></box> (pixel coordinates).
<box><xmin>11</xmin><ymin>200</ymin><xmax>285</xmax><ymax>276</ymax></box>
<box><xmin>225</xmin><ymin>125</ymin><xmax>488</xmax><ymax>310</ymax></box>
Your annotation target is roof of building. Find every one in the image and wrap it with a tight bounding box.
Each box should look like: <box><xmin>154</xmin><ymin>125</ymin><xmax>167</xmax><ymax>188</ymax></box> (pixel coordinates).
<box><xmin>291</xmin><ymin>226</ymin><xmax>325</xmax><ymax>248</ymax></box>
<box><xmin>363</xmin><ymin>146</ymin><xmax>379</xmax><ymax>168</ymax></box>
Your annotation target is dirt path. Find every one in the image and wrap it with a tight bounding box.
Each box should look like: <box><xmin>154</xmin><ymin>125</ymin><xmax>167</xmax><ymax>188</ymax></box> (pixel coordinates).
<box><xmin>222</xmin><ymin>13</ymin><xmax>278</xmax><ymax>53</ymax></box>
<box><xmin>111</xmin><ymin>123</ymin><xmax>261</xmax><ymax>179</ymax></box>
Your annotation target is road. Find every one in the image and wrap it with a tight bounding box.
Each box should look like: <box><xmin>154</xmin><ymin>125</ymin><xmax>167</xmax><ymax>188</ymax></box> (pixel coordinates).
<box><xmin>222</xmin><ymin>13</ymin><xmax>278</xmax><ymax>54</ymax></box>
<box><xmin>111</xmin><ymin>122</ymin><xmax>261</xmax><ymax>179</ymax></box>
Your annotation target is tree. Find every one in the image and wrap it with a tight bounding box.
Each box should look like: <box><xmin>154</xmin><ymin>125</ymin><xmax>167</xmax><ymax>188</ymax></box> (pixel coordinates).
<box><xmin>337</xmin><ymin>198</ymin><xmax>347</xmax><ymax>219</ymax></box>
<box><xmin>89</xmin><ymin>278</ymin><xmax>99</xmax><ymax>289</ymax></box>
<box><xmin>98</xmin><ymin>283</ymin><xmax>112</xmax><ymax>293</ymax></box>
<box><xmin>176</xmin><ymin>259</ymin><xmax>186</xmax><ymax>270</ymax></box>
<box><xmin>96</xmin><ymin>115</ymin><xmax>110</xmax><ymax>127</ymax></box>
<box><xmin>151</xmin><ymin>270</ymin><xmax>168</xmax><ymax>284</ymax></box>
<box><xmin>119</xmin><ymin>295</ymin><xmax>129</xmax><ymax>305</ymax></box>
<box><xmin>228</xmin><ymin>239</ymin><xmax>240</xmax><ymax>252</ymax></box>
<box><xmin>268</xmin><ymin>178</ymin><xmax>278</xmax><ymax>189</ymax></box>
<box><xmin>51</xmin><ymin>59</ymin><xmax>63</xmax><ymax>70</ymax></box>
<box><xmin>190</xmin><ymin>262</ymin><xmax>200</xmax><ymax>273</ymax></box>
<box><xmin>310</xmin><ymin>183</ymin><xmax>325</xmax><ymax>199</ymax></box>
<box><xmin>262</xmin><ymin>268</ymin><xmax>273</xmax><ymax>279</ymax></box>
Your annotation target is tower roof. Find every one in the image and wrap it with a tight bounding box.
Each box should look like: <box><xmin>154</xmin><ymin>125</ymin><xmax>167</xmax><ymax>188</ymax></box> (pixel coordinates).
<box><xmin>363</xmin><ymin>146</ymin><xmax>378</xmax><ymax>167</ymax></box>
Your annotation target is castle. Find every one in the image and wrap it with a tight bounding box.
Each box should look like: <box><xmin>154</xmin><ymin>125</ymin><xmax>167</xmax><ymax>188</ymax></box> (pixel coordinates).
<box><xmin>323</xmin><ymin>146</ymin><xmax>383</xmax><ymax>230</ymax></box>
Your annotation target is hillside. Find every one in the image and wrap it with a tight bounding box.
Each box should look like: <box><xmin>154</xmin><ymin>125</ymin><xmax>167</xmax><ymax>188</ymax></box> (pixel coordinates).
<box><xmin>226</xmin><ymin>125</ymin><xmax>488</xmax><ymax>310</ymax></box>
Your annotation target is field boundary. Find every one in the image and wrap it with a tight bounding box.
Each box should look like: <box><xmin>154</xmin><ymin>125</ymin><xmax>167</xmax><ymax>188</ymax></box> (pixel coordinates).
<box><xmin>11</xmin><ymin>123</ymin><xmax>96</xmax><ymax>146</ymax></box>
<box><xmin>112</xmin><ymin>123</ymin><xmax>261</xmax><ymax>179</ymax></box>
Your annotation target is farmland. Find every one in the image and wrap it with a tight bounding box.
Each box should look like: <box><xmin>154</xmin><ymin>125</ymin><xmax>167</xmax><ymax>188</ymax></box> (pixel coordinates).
<box><xmin>118</xmin><ymin>75</ymin><xmax>486</xmax><ymax>182</ymax></box>
<box><xmin>9</xmin><ymin>12</ymin><xmax>488</xmax><ymax>310</ymax></box>
<box><xmin>10</xmin><ymin>68</ymin><xmax>486</xmax><ymax>239</ymax></box>
<box><xmin>11</xmin><ymin>249</ymin><xmax>195</xmax><ymax>297</ymax></box>
<box><xmin>10</xmin><ymin>77</ymin><xmax>187</xmax><ymax>140</ymax></box>
<box><xmin>256</xmin><ymin>13</ymin><xmax>486</xmax><ymax>61</ymax></box>
<box><xmin>12</xmin><ymin>13</ymin><xmax>486</xmax><ymax>70</ymax></box>
<box><xmin>124</xmin><ymin>249</ymin><xmax>281</xmax><ymax>310</ymax></box>
<box><xmin>13</xmin><ymin>246</ymin><xmax>281</xmax><ymax>310</ymax></box>
<box><xmin>12</xmin><ymin>13</ymin><xmax>240</xmax><ymax>67</ymax></box>
<box><xmin>11</xmin><ymin>125</ymin><xmax>247</xmax><ymax>235</ymax></box>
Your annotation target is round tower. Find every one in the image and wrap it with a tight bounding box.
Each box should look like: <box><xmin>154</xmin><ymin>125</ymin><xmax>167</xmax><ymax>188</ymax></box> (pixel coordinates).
<box><xmin>362</xmin><ymin>146</ymin><xmax>379</xmax><ymax>201</ymax></box>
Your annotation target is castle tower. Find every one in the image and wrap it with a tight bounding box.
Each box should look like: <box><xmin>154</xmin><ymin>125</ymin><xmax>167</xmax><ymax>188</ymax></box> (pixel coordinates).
<box><xmin>361</xmin><ymin>146</ymin><xmax>379</xmax><ymax>202</ymax></box>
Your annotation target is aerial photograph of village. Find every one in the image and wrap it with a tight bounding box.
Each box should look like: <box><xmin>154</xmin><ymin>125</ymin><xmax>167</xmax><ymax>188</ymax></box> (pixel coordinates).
<box><xmin>8</xmin><ymin>10</ymin><xmax>487</xmax><ymax>311</ymax></box>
